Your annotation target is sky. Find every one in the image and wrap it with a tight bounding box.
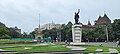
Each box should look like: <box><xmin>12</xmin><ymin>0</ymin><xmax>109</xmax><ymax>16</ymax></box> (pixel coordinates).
<box><xmin>0</xmin><ymin>0</ymin><xmax>120</xmax><ymax>33</ymax></box>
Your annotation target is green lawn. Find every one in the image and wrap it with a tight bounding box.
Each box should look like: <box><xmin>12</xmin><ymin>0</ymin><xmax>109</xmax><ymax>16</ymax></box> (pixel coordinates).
<box><xmin>0</xmin><ymin>44</ymin><xmax>35</xmax><ymax>46</ymax></box>
<box><xmin>1</xmin><ymin>39</ymin><xmax>120</xmax><ymax>53</ymax></box>
<box><xmin>2</xmin><ymin>43</ymin><xmax>70</xmax><ymax>52</ymax></box>
<box><xmin>0</xmin><ymin>39</ymin><xmax>32</xmax><ymax>42</ymax></box>
<box><xmin>3</xmin><ymin>46</ymin><xmax>70</xmax><ymax>52</ymax></box>
<box><xmin>0</xmin><ymin>39</ymin><xmax>11</xmax><ymax>42</ymax></box>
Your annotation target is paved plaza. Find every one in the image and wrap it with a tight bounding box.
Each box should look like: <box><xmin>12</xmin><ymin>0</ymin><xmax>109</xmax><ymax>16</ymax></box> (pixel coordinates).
<box><xmin>86</xmin><ymin>42</ymin><xmax>120</xmax><ymax>47</ymax></box>
<box><xmin>59</xmin><ymin>42</ymin><xmax>120</xmax><ymax>47</ymax></box>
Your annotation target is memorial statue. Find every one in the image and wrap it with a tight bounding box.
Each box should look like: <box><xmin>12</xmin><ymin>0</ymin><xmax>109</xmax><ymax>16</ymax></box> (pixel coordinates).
<box><xmin>74</xmin><ymin>9</ymin><xmax>80</xmax><ymax>24</ymax></box>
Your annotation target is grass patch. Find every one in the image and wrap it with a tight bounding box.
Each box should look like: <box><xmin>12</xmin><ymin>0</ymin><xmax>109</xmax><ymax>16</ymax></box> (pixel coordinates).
<box><xmin>0</xmin><ymin>39</ymin><xmax>10</xmax><ymax>42</ymax></box>
<box><xmin>81</xmin><ymin>45</ymin><xmax>111</xmax><ymax>52</ymax></box>
<box><xmin>2</xmin><ymin>43</ymin><xmax>70</xmax><ymax>52</ymax></box>
<box><xmin>0</xmin><ymin>39</ymin><xmax>32</xmax><ymax>42</ymax></box>
<box><xmin>0</xmin><ymin>42</ymin><xmax>60</xmax><ymax>46</ymax></box>
<box><xmin>116</xmin><ymin>48</ymin><xmax>120</xmax><ymax>53</ymax></box>
<box><xmin>3</xmin><ymin>46</ymin><xmax>70</xmax><ymax>52</ymax></box>
<box><xmin>0</xmin><ymin>44</ymin><xmax>35</xmax><ymax>46</ymax></box>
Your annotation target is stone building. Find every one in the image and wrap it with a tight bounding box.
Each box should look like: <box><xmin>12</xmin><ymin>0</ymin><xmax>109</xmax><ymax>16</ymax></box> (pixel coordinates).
<box><xmin>40</xmin><ymin>22</ymin><xmax>61</xmax><ymax>31</ymax></box>
<box><xmin>35</xmin><ymin>25</ymin><xmax>43</xmax><ymax>39</ymax></box>
<box><xmin>82</xmin><ymin>13</ymin><xmax>111</xmax><ymax>30</ymax></box>
<box><xmin>82</xmin><ymin>20</ymin><xmax>95</xmax><ymax>30</ymax></box>
<box><xmin>94</xmin><ymin>13</ymin><xmax>111</xmax><ymax>25</ymax></box>
<box><xmin>34</xmin><ymin>22</ymin><xmax>61</xmax><ymax>39</ymax></box>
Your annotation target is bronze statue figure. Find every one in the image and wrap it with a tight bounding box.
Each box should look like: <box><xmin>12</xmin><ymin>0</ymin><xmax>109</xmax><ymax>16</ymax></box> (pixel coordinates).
<box><xmin>74</xmin><ymin>9</ymin><xmax>80</xmax><ymax>24</ymax></box>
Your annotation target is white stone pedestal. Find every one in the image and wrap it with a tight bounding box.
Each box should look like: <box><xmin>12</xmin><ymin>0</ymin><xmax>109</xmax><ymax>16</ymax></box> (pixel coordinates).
<box><xmin>71</xmin><ymin>24</ymin><xmax>85</xmax><ymax>45</ymax></box>
<box><xmin>72</xmin><ymin>24</ymin><xmax>82</xmax><ymax>43</ymax></box>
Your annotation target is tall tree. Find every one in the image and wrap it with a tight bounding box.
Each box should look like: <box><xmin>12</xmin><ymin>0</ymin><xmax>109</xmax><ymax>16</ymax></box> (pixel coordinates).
<box><xmin>0</xmin><ymin>22</ymin><xmax>11</xmax><ymax>39</ymax></box>
<box><xmin>61</xmin><ymin>21</ymin><xmax>73</xmax><ymax>41</ymax></box>
<box><xmin>112</xmin><ymin>19</ymin><xmax>120</xmax><ymax>39</ymax></box>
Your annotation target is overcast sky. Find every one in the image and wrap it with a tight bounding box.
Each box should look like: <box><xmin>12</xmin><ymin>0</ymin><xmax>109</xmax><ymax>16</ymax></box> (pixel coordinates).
<box><xmin>0</xmin><ymin>0</ymin><xmax>120</xmax><ymax>33</ymax></box>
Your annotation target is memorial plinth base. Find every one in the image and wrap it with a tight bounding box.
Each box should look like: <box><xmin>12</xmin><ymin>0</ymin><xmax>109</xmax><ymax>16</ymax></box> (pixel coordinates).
<box><xmin>72</xmin><ymin>24</ymin><xmax>82</xmax><ymax>43</ymax></box>
<box><xmin>70</xmin><ymin>42</ymin><xmax>86</xmax><ymax>46</ymax></box>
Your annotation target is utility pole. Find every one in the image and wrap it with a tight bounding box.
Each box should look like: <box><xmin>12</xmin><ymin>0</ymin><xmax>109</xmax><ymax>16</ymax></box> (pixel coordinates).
<box><xmin>105</xmin><ymin>25</ymin><xmax>109</xmax><ymax>42</ymax></box>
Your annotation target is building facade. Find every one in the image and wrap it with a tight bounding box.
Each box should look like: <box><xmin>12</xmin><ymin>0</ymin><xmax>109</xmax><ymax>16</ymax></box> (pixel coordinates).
<box><xmin>35</xmin><ymin>25</ymin><xmax>43</xmax><ymax>39</ymax></box>
<box><xmin>94</xmin><ymin>13</ymin><xmax>111</xmax><ymax>25</ymax></box>
<box><xmin>40</xmin><ymin>22</ymin><xmax>61</xmax><ymax>31</ymax></box>
<box><xmin>82</xmin><ymin>13</ymin><xmax>111</xmax><ymax>29</ymax></box>
<box><xmin>34</xmin><ymin>22</ymin><xmax>61</xmax><ymax>39</ymax></box>
<box><xmin>82</xmin><ymin>20</ymin><xmax>95</xmax><ymax>30</ymax></box>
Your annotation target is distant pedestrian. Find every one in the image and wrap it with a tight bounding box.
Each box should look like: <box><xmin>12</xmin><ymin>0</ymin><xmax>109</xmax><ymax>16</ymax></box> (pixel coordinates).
<box><xmin>65</xmin><ymin>40</ymin><xmax>68</xmax><ymax>47</ymax></box>
<box><xmin>116</xmin><ymin>41</ymin><xmax>119</xmax><ymax>47</ymax></box>
<box><xmin>105</xmin><ymin>40</ymin><xmax>107</xmax><ymax>42</ymax></box>
<box><xmin>68</xmin><ymin>39</ymin><xmax>71</xmax><ymax>46</ymax></box>
<box><xmin>56</xmin><ymin>40</ymin><xmax>58</xmax><ymax>43</ymax></box>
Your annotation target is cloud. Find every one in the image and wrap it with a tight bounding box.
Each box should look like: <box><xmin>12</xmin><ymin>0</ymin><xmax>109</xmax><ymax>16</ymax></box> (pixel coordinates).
<box><xmin>0</xmin><ymin>0</ymin><xmax>120</xmax><ymax>33</ymax></box>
